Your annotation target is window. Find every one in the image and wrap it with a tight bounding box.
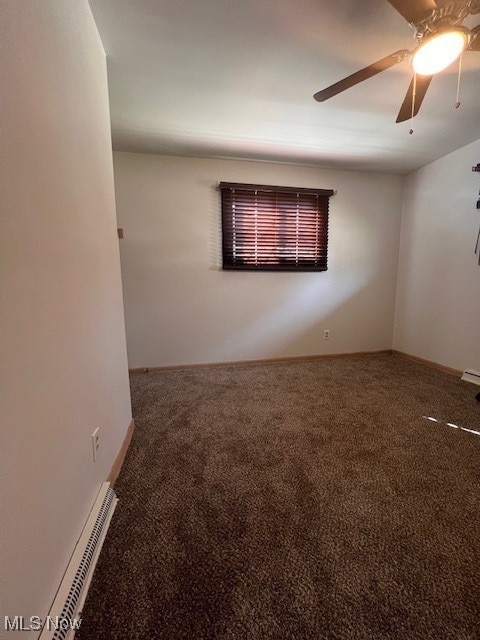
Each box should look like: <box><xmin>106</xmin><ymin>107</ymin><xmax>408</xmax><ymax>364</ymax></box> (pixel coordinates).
<box><xmin>220</xmin><ymin>182</ymin><xmax>334</xmax><ymax>271</ymax></box>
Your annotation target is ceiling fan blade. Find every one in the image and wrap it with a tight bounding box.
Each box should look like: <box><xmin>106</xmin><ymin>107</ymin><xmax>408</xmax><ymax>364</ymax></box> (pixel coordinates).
<box><xmin>314</xmin><ymin>50</ymin><xmax>409</xmax><ymax>102</ymax></box>
<box><xmin>385</xmin><ymin>0</ymin><xmax>437</xmax><ymax>24</ymax></box>
<box><xmin>396</xmin><ymin>75</ymin><xmax>433</xmax><ymax>123</ymax></box>
<box><xmin>467</xmin><ymin>26</ymin><xmax>480</xmax><ymax>51</ymax></box>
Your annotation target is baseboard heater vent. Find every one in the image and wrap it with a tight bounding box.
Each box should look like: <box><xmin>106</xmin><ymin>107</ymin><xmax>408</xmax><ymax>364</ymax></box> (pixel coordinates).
<box><xmin>39</xmin><ymin>483</ymin><xmax>118</xmax><ymax>640</ymax></box>
<box><xmin>462</xmin><ymin>369</ymin><xmax>480</xmax><ymax>386</ymax></box>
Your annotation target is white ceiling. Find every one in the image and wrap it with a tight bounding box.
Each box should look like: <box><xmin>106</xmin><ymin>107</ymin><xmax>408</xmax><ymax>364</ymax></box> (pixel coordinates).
<box><xmin>89</xmin><ymin>0</ymin><xmax>480</xmax><ymax>174</ymax></box>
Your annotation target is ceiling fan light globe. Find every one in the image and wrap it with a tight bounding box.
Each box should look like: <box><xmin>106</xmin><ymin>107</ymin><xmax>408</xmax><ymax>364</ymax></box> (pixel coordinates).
<box><xmin>412</xmin><ymin>31</ymin><xmax>467</xmax><ymax>76</ymax></box>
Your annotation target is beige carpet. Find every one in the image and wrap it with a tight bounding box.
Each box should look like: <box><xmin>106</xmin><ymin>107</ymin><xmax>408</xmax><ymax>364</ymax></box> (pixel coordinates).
<box><xmin>77</xmin><ymin>355</ymin><xmax>480</xmax><ymax>640</ymax></box>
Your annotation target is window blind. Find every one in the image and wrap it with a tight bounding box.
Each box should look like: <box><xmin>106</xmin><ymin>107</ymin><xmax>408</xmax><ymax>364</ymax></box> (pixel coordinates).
<box><xmin>220</xmin><ymin>182</ymin><xmax>334</xmax><ymax>271</ymax></box>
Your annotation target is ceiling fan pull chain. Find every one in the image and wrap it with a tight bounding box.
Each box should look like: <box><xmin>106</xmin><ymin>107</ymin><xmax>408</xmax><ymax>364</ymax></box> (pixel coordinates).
<box><xmin>409</xmin><ymin>72</ymin><xmax>417</xmax><ymax>135</ymax></box>
<box><xmin>454</xmin><ymin>52</ymin><xmax>463</xmax><ymax>109</ymax></box>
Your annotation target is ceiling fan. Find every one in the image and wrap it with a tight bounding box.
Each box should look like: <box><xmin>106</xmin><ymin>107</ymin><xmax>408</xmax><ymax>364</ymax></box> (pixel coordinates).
<box><xmin>314</xmin><ymin>0</ymin><xmax>480</xmax><ymax>124</ymax></box>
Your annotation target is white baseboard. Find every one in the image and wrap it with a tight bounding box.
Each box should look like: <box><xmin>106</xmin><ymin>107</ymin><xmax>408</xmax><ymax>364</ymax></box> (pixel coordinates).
<box><xmin>38</xmin><ymin>482</ymin><xmax>118</xmax><ymax>640</ymax></box>
<box><xmin>462</xmin><ymin>369</ymin><xmax>480</xmax><ymax>386</ymax></box>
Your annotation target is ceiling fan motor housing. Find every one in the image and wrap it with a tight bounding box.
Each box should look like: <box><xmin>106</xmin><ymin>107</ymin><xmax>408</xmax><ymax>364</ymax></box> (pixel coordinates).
<box><xmin>413</xmin><ymin>24</ymin><xmax>471</xmax><ymax>53</ymax></box>
<box><xmin>414</xmin><ymin>1</ymin><xmax>479</xmax><ymax>41</ymax></box>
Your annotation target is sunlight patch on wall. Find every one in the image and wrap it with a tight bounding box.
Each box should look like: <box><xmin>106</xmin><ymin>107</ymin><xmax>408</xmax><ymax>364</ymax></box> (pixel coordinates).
<box><xmin>212</xmin><ymin>272</ymin><xmax>367</xmax><ymax>360</ymax></box>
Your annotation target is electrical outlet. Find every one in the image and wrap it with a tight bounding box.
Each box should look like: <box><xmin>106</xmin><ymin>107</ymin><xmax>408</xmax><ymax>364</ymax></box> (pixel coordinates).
<box><xmin>324</xmin><ymin>329</ymin><xmax>330</xmax><ymax>340</ymax></box>
<box><xmin>92</xmin><ymin>428</ymin><xmax>100</xmax><ymax>462</ymax></box>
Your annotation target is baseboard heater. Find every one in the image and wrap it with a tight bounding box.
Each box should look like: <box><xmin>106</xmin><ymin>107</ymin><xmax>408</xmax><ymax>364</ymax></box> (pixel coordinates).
<box><xmin>39</xmin><ymin>482</ymin><xmax>118</xmax><ymax>640</ymax></box>
<box><xmin>462</xmin><ymin>369</ymin><xmax>480</xmax><ymax>386</ymax></box>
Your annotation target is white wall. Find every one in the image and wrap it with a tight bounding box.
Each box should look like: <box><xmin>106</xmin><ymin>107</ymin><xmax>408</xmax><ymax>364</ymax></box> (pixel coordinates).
<box><xmin>1</xmin><ymin>2</ymin><xmax>131</xmax><ymax>636</ymax></box>
<box><xmin>394</xmin><ymin>139</ymin><xmax>480</xmax><ymax>373</ymax></box>
<box><xmin>113</xmin><ymin>152</ymin><xmax>404</xmax><ymax>368</ymax></box>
